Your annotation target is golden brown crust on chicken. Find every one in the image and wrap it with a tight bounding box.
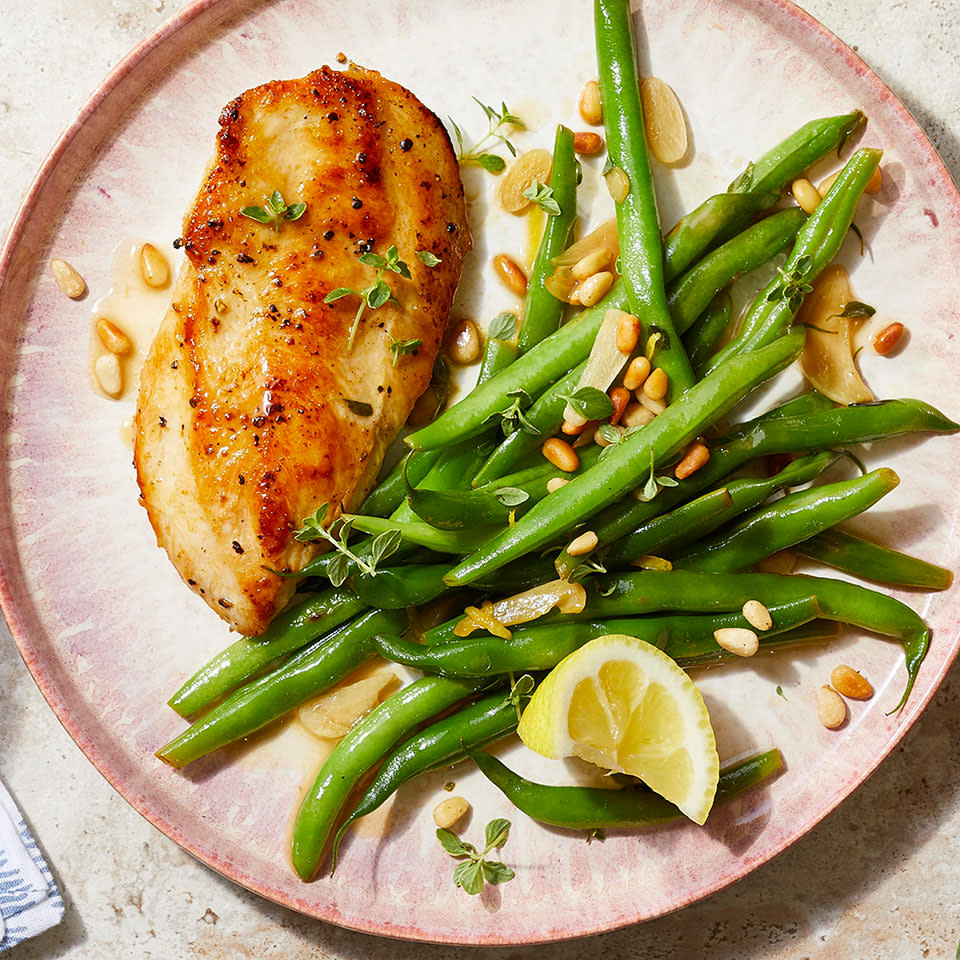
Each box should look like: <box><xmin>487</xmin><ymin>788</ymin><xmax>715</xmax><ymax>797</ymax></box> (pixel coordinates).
<box><xmin>134</xmin><ymin>65</ymin><xmax>470</xmax><ymax>635</ymax></box>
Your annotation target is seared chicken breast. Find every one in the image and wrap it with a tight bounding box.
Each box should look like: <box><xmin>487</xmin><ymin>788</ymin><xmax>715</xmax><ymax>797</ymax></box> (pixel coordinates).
<box><xmin>134</xmin><ymin>65</ymin><xmax>470</xmax><ymax>636</ymax></box>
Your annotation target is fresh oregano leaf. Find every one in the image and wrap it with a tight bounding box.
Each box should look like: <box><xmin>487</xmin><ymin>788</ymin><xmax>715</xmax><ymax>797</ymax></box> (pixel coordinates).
<box><xmin>454</xmin><ymin>860</ymin><xmax>484</xmax><ymax>895</ymax></box>
<box><xmin>436</xmin><ymin>828</ymin><xmax>470</xmax><ymax>858</ymax></box>
<box><xmin>484</xmin><ymin>818</ymin><xmax>511</xmax><ymax>850</ymax></box>
<box><xmin>562</xmin><ymin>386</ymin><xmax>614</xmax><ymax>421</ymax></box>
<box><xmin>481</xmin><ymin>861</ymin><xmax>515</xmax><ymax>885</ymax></box>
<box><xmin>343</xmin><ymin>398</ymin><xmax>373</xmax><ymax>416</ymax></box>
<box><xmin>416</xmin><ymin>250</ymin><xmax>442</xmax><ymax>267</ymax></box>
<box><xmin>494</xmin><ymin>487</ymin><xmax>529</xmax><ymax>507</ymax></box>
<box><xmin>838</xmin><ymin>300</ymin><xmax>876</xmax><ymax>320</ymax></box>
<box><xmin>488</xmin><ymin>311</ymin><xmax>518</xmax><ymax>341</ymax></box>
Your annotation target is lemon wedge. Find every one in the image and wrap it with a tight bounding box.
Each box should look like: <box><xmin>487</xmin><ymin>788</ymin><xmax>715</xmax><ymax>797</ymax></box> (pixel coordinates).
<box><xmin>517</xmin><ymin>634</ymin><xmax>720</xmax><ymax>824</ymax></box>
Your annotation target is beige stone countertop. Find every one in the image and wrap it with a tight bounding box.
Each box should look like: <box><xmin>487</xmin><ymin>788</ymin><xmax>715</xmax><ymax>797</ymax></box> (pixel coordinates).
<box><xmin>1</xmin><ymin>0</ymin><xmax>958</xmax><ymax>957</ymax></box>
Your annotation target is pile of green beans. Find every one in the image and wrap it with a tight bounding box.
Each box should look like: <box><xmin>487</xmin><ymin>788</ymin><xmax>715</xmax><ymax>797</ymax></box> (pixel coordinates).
<box><xmin>154</xmin><ymin>0</ymin><xmax>959</xmax><ymax>889</ymax></box>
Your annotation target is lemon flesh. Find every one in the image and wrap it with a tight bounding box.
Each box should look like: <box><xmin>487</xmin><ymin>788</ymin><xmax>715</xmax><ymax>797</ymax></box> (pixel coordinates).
<box><xmin>517</xmin><ymin>634</ymin><xmax>719</xmax><ymax>824</ymax></box>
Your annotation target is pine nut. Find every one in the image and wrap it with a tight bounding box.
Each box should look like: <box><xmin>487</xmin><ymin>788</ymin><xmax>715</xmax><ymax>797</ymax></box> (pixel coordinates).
<box><xmin>96</xmin><ymin>317</ymin><xmax>132</xmax><ymax>356</ymax></box>
<box><xmin>791</xmin><ymin>178</ymin><xmax>821</xmax><ymax>215</ymax></box>
<box><xmin>542</xmin><ymin>437</ymin><xmax>579</xmax><ymax>472</ymax></box>
<box><xmin>609</xmin><ymin>386</ymin><xmax>631</xmax><ymax>425</ymax></box>
<box><xmin>629</xmin><ymin>554</ymin><xmax>673</xmax><ymax>571</ymax></box>
<box><xmin>817</xmin><ymin>171</ymin><xmax>840</xmax><ymax>198</ymax></box>
<box><xmin>567</xmin><ymin>530</ymin><xmax>599</xmax><ymax>556</ymax></box>
<box><xmin>562</xmin><ymin>418</ymin><xmax>591</xmax><ymax>436</ymax></box>
<box><xmin>50</xmin><ymin>257</ymin><xmax>86</xmax><ymax>299</ymax></box>
<box><xmin>621</xmin><ymin>402</ymin><xmax>655</xmax><ymax>428</ymax></box>
<box><xmin>873</xmin><ymin>321</ymin><xmax>904</xmax><ymax>355</ymax></box>
<box><xmin>713</xmin><ymin>627</ymin><xmax>759</xmax><ymax>657</ymax></box>
<box><xmin>674</xmin><ymin>442</ymin><xmax>710</xmax><ymax>480</ymax></box>
<box><xmin>433</xmin><ymin>796</ymin><xmax>470</xmax><ymax>829</ymax></box>
<box><xmin>616</xmin><ymin>313</ymin><xmax>641</xmax><ymax>354</ymax></box>
<box><xmin>493</xmin><ymin>254</ymin><xmax>528</xmax><ymax>296</ymax></box>
<box><xmin>816</xmin><ymin>685</ymin><xmax>847</xmax><ymax>729</ymax></box>
<box><xmin>571</xmin><ymin>248</ymin><xmax>612</xmax><ymax>281</ymax></box>
<box><xmin>830</xmin><ymin>664</ymin><xmax>873</xmax><ymax>700</ymax></box>
<box><xmin>638</xmin><ymin>393</ymin><xmax>666</xmax><ymax>416</ymax></box>
<box><xmin>95</xmin><ymin>353</ymin><xmax>123</xmax><ymax>397</ymax></box>
<box><xmin>623</xmin><ymin>355</ymin><xmax>651</xmax><ymax>390</ymax></box>
<box><xmin>643</xmin><ymin>367</ymin><xmax>669</xmax><ymax>400</ymax></box>
<box><xmin>447</xmin><ymin>319</ymin><xmax>481</xmax><ymax>365</ymax></box>
<box><xmin>574</xmin><ymin>271</ymin><xmax>614</xmax><ymax>307</ymax></box>
<box><xmin>604</xmin><ymin>167</ymin><xmax>630</xmax><ymax>203</ymax></box>
<box><xmin>574</xmin><ymin>132</ymin><xmax>605</xmax><ymax>156</ymax></box>
<box><xmin>865</xmin><ymin>166</ymin><xmax>882</xmax><ymax>194</ymax></box>
<box><xmin>140</xmin><ymin>242</ymin><xmax>170</xmax><ymax>288</ymax></box>
<box><xmin>546</xmin><ymin>477</ymin><xmax>568</xmax><ymax>493</ymax></box>
<box><xmin>578</xmin><ymin>80</ymin><xmax>603</xmax><ymax>125</ymax></box>
<box><xmin>742</xmin><ymin>600</ymin><xmax>773</xmax><ymax>632</ymax></box>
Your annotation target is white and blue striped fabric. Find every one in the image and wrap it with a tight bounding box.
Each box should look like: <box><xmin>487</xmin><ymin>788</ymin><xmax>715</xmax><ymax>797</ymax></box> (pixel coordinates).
<box><xmin>0</xmin><ymin>782</ymin><xmax>63</xmax><ymax>951</ymax></box>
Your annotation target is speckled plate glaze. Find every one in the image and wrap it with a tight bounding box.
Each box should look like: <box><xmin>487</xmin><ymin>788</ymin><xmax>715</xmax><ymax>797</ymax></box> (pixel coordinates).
<box><xmin>2</xmin><ymin>0</ymin><xmax>960</xmax><ymax>945</ymax></box>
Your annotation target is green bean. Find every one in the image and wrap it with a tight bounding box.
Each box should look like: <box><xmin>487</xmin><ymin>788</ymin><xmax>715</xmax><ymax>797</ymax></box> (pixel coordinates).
<box><xmin>346</xmin><ymin>514</ymin><xmax>500</xmax><ymax>554</ymax></box>
<box><xmin>544</xmin><ymin>569</ymin><xmax>929</xmax><ymax>710</ymax></box>
<box><xmin>167</xmin><ymin>589</ymin><xmax>367</xmax><ymax>718</ymax></box>
<box><xmin>607</xmin><ymin>451</ymin><xmax>839</xmax><ymax>566</ymax></box>
<box><xmin>704</xmin><ymin>148</ymin><xmax>881</xmax><ymax>372</ymax></box>
<box><xmin>331</xmin><ymin>690</ymin><xmax>520</xmax><ymax>867</ymax></box>
<box><xmin>517</xmin><ymin>125</ymin><xmax>578</xmax><ymax>353</ymax></box>
<box><xmin>373</xmin><ymin>597</ymin><xmax>820</xmax><ymax>678</ymax></box>
<box><xmin>674</xmin><ymin>468</ymin><xmax>900</xmax><ymax>572</ymax></box>
<box><xmin>156</xmin><ymin>609</ymin><xmax>406</xmax><ymax>768</ymax></box>
<box><xmin>596</xmin><ymin>0</ymin><xmax>694</xmax><ymax>397</ymax></box>
<box><xmin>668</xmin><ymin>208</ymin><xmax>806</xmax><ymax>336</ymax></box>
<box><xmin>444</xmin><ymin>329</ymin><xmax>806</xmax><ymax>586</ymax></box>
<box><xmin>470</xmin><ymin>747</ymin><xmax>783</xmax><ymax>830</ymax></box>
<box><xmin>357</xmin><ymin>450</ymin><xmax>442</xmax><ymax>518</ymax></box>
<box><xmin>471</xmin><ymin>361</ymin><xmax>589</xmax><ymax>486</ymax></box>
<box><xmin>476</xmin><ymin>336</ymin><xmax>519</xmax><ymax>382</ymax></box>
<box><xmin>663</xmin><ymin>111</ymin><xmax>864</xmax><ymax>281</ymax></box>
<box><xmin>587</xmin><ymin>397</ymin><xmax>957</xmax><ymax>548</ymax></box>
<box><xmin>794</xmin><ymin>528</ymin><xmax>953</xmax><ymax>590</ymax></box>
<box><xmin>291</xmin><ymin>675</ymin><xmax>487</xmax><ymax>880</ymax></box>
<box><xmin>684</xmin><ymin>291</ymin><xmax>733</xmax><ymax>371</ymax></box>
<box><xmin>349</xmin><ymin>564</ymin><xmax>450</xmax><ymax>609</ymax></box>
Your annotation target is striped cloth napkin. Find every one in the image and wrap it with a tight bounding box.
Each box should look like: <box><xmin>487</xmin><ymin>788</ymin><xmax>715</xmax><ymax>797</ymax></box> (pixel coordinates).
<box><xmin>0</xmin><ymin>781</ymin><xmax>64</xmax><ymax>951</ymax></box>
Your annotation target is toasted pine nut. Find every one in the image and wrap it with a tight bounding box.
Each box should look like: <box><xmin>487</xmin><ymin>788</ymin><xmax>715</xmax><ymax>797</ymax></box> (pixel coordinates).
<box><xmin>817</xmin><ymin>685</ymin><xmax>847</xmax><ymax>729</ymax></box>
<box><xmin>623</xmin><ymin>355</ymin><xmax>651</xmax><ymax>390</ymax></box>
<box><xmin>574</xmin><ymin>132</ymin><xmax>605</xmax><ymax>156</ymax></box>
<box><xmin>96</xmin><ymin>317</ymin><xmax>132</xmax><ymax>356</ymax></box>
<box><xmin>542</xmin><ymin>437</ymin><xmax>579</xmax><ymax>472</ymax></box>
<box><xmin>50</xmin><ymin>257</ymin><xmax>86</xmax><ymax>299</ymax></box>
<box><xmin>791</xmin><ymin>178</ymin><xmax>821</xmax><ymax>215</ymax></box>
<box><xmin>594</xmin><ymin>424</ymin><xmax>622</xmax><ymax>447</ymax></box>
<box><xmin>638</xmin><ymin>393</ymin><xmax>667</xmax><ymax>416</ymax></box>
<box><xmin>433</xmin><ymin>796</ymin><xmax>470</xmax><ymax>829</ymax></box>
<box><xmin>493</xmin><ymin>254</ymin><xmax>528</xmax><ymax>297</ymax></box>
<box><xmin>609</xmin><ymin>386</ymin><xmax>631</xmax><ymax>425</ymax></box>
<box><xmin>674</xmin><ymin>442</ymin><xmax>710</xmax><ymax>479</ymax></box>
<box><xmin>817</xmin><ymin>171</ymin><xmax>840</xmax><ymax>198</ymax></box>
<box><xmin>140</xmin><ymin>242</ymin><xmax>170</xmax><ymax>288</ymax></box>
<box><xmin>621</xmin><ymin>402</ymin><xmax>655</xmax><ymax>429</ymax></box>
<box><xmin>713</xmin><ymin>627</ymin><xmax>759</xmax><ymax>657</ymax></box>
<box><xmin>571</xmin><ymin>248</ymin><xmax>612</xmax><ymax>281</ymax></box>
<box><xmin>562</xmin><ymin>418</ymin><xmax>592</xmax><ymax>436</ymax></box>
<box><xmin>616</xmin><ymin>313</ymin><xmax>641</xmax><ymax>355</ymax></box>
<box><xmin>95</xmin><ymin>353</ymin><xmax>123</xmax><ymax>398</ymax></box>
<box><xmin>865</xmin><ymin>166</ymin><xmax>882</xmax><ymax>194</ymax></box>
<box><xmin>873</xmin><ymin>321</ymin><xmax>904</xmax><ymax>355</ymax></box>
<box><xmin>742</xmin><ymin>600</ymin><xmax>773</xmax><ymax>632</ymax></box>
<box><xmin>643</xmin><ymin>367</ymin><xmax>668</xmax><ymax>401</ymax></box>
<box><xmin>578</xmin><ymin>80</ymin><xmax>603</xmax><ymax>125</ymax></box>
<box><xmin>546</xmin><ymin>477</ymin><xmax>569</xmax><ymax>494</ymax></box>
<box><xmin>575</xmin><ymin>271</ymin><xmax>614</xmax><ymax>308</ymax></box>
<box><xmin>604</xmin><ymin>167</ymin><xmax>630</xmax><ymax>203</ymax></box>
<box><xmin>830</xmin><ymin>664</ymin><xmax>873</xmax><ymax>700</ymax></box>
<box><xmin>448</xmin><ymin>319</ymin><xmax>481</xmax><ymax>365</ymax></box>
<box><xmin>567</xmin><ymin>530</ymin><xmax>599</xmax><ymax>556</ymax></box>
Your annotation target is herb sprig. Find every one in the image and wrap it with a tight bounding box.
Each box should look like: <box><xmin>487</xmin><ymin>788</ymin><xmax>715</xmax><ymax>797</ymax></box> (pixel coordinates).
<box><xmin>325</xmin><ymin>245</ymin><xmax>410</xmax><ymax>351</ymax></box>
<box><xmin>489</xmin><ymin>388</ymin><xmax>540</xmax><ymax>437</ymax></box>
<box><xmin>522</xmin><ymin>180</ymin><xmax>561</xmax><ymax>216</ymax></box>
<box><xmin>389</xmin><ymin>337</ymin><xmax>422</xmax><ymax>366</ymax></box>
<box><xmin>240</xmin><ymin>190</ymin><xmax>306</xmax><ymax>232</ymax></box>
<box><xmin>634</xmin><ymin>448</ymin><xmax>680</xmax><ymax>502</ymax></box>
<box><xmin>766</xmin><ymin>255</ymin><xmax>815</xmax><ymax>311</ymax></box>
<box><xmin>437</xmin><ymin>818</ymin><xmax>516</xmax><ymax>895</ymax></box>
<box><xmin>295</xmin><ymin>503</ymin><xmax>401</xmax><ymax>587</ymax></box>
<box><xmin>451</xmin><ymin>99</ymin><xmax>524</xmax><ymax>173</ymax></box>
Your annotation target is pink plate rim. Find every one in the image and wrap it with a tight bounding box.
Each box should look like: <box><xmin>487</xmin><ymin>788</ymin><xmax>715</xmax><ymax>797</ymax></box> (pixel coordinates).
<box><xmin>2</xmin><ymin>0</ymin><xmax>960</xmax><ymax>945</ymax></box>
